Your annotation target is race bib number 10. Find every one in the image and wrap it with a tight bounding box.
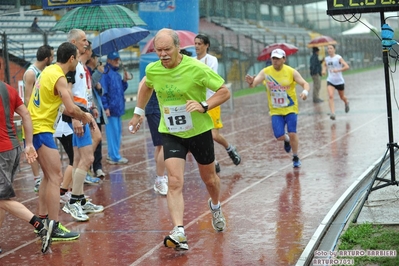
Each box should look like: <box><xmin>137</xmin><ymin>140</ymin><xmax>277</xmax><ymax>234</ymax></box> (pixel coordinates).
<box><xmin>163</xmin><ymin>104</ymin><xmax>193</xmax><ymax>133</ymax></box>
<box><xmin>271</xmin><ymin>90</ymin><xmax>288</xmax><ymax>108</ymax></box>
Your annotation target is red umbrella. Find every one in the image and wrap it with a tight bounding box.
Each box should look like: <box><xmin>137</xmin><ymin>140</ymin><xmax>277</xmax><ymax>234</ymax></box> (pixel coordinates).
<box><xmin>257</xmin><ymin>43</ymin><xmax>298</xmax><ymax>61</ymax></box>
<box><xmin>141</xmin><ymin>30</ymin><xmax>197</xmax><ymax>54</ymax></box>
<box><xmin>307</xmin><ymin>35</ymin><xmax>337</xmax><ymax>48</ymax></box>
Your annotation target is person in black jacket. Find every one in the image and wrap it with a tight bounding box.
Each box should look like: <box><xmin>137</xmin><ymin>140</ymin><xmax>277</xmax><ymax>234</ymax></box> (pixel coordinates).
<box><xmin>310</xmin><ymin>47</ymin><xmax>323</xmax><ymax>103</ymax></box>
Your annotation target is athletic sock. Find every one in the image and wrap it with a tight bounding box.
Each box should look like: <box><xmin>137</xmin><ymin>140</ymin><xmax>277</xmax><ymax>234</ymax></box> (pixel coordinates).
<box><xmin>177</xmin><ymin>225</ymin><xmax>185</xmax><ymax>234</ymax></box>
<box><xmin>60</xmin><ymin>188</ymin><xmax>68</xmax><ymax>195</ymax></box>
<box><xmin>210</xmin><ymin>201</ymin><xmax>220</xmax><ymax>210</ymax></box>
<box><xmin>30</xmin><ymin>215</ymin><xmax>44</xmax><ymax>231</ymax></box>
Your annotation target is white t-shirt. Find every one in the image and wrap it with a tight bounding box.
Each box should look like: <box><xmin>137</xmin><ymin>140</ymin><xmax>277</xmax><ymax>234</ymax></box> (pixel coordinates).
<box><xmin>325</xmin><ymin>54</ymin><xmax>345</xmax><ymax>85</ymax></box>
<box><xmin>72</xmin><ymin>62</ymin><xmax>92</xmax><ymax>109</ymax></box>
<box><xmin>197</xmin><ymin>54</ymin><xmax>219</xmax><ymax>99</ymax></box>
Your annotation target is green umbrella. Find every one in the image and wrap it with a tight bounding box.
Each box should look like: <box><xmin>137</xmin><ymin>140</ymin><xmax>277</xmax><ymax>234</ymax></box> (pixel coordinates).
<box><xmin>51</xmin><ymin>5</ymin><xmax>147</xmax><ymax>32</ymax></box>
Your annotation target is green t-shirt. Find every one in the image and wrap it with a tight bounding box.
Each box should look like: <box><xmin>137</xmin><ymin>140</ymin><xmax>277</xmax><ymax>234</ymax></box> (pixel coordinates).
<box><xmin>146</xmin><ymin>55</ymin><xmax>224</xmax><ymax>138</ymax></box>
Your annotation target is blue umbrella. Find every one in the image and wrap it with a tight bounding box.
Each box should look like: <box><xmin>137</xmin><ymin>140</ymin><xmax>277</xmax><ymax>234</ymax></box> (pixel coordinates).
<box><xmin>92</xmin><ymin>27</ymin><xmax>150</xmax><ymax>56</ymax></box>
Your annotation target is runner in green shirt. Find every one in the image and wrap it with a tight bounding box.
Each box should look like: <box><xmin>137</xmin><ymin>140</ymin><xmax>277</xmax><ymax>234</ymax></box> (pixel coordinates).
<box><xmin>129</xmin><ymin>28</ymin><xmax>230</xmax><ymax>251</ymax></box>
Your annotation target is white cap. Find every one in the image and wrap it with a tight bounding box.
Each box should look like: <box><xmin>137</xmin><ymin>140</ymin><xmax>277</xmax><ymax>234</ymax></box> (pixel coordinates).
<box><xmin>271</xmin><ymin>49</ymin><xmax>286</xmax><ymax>58</ymax></box>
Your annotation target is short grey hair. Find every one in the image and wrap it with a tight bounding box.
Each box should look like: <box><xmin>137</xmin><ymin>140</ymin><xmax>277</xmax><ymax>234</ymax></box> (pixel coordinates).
<box><xmin>153</xmin><ymin>28</ymin><xmax>180</xmax><ymax>47</ymax></box>
<box><xmin>67</xmin><ymin>29</ymin><xmax>84</xmax><ymax>42</ymax></box>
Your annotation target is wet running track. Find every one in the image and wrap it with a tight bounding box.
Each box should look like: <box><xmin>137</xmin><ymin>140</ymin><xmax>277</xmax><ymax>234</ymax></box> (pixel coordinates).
<box><xmin>0</xmin><ymin>68</ymin><xmax>395</xmax><ymax>265</ymax></box>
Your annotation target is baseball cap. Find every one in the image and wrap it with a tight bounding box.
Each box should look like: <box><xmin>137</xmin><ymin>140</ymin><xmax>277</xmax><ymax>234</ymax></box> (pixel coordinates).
<box><xmin>271</xmin><ymin>49</ymin><xmax>286</xmax><ymax>59</ymax></box>
<box><xmin>107</xmin><ymin>51</ymin><xmax>120</xmax><ymax>60</ymax></box>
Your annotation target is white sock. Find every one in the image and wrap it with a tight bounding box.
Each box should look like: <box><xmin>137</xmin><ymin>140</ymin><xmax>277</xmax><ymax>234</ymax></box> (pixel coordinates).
<box><xmin>210</xmin><ymin>201</ymin><xmax>220</xmax><ymax>210</ymax></box>
<box><xmin>226</xmin><ymin>144</ymin><xmax>232</xmax><ymax>152</ymax></box>
<box><xmin>34</xmin><ymin>175</ymin><xmax>40</xmax><ymax>180</ymax></box>
<box><xmin>156</xmin><ymin>175</ymin><xmax>164</xmax><ymax>182</ymax></box>
<box><xmin>284</xmin><ymin>134</ymin><xmax>290</xmax><ymax>142</ymax></box>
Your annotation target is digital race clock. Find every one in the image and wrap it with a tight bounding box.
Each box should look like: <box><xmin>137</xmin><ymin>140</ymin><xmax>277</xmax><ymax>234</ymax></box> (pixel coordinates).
<box><xmin>327</xmin><ymin>0</ymin><xmax>399</xmax><ymax>15</ymax></box>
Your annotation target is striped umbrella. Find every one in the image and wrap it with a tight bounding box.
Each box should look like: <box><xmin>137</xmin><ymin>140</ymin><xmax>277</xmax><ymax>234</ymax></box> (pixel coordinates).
<box><xmin>51</xmin><ymin>5</ymin><xmax>146</xmax><ymax>32</ymax></box>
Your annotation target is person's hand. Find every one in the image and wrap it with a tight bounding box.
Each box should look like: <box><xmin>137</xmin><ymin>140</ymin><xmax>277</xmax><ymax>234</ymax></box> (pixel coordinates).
<box><xmin>123</xmin><ymin>70</ymin><xmax>133</xmax><ymax>81</ymax></box>
<box><xmin>300</xmin><ymin>90</ymin><xmax>309</xmax><ymax>101</ymax></box>
<box><xmin>95</xmin><ymin>82</ymin><xmax>102</xmax><ymax>90</ymax></box>
<box><xmin>81</xmin><ymin>113</ymin><xmax>96</xmax><ymax>131</ymax></box>
<box><xmin>186</xmin><ymin>100</ymin><xmax>205</xmax><ymax>113</ymax></box>
<box><xmin>25</xmin><ymin>145</ymin><xmax>37</xmax><ymax>164</ymax></box>
<box><xmin>128</xmin><ymin>115</ymin><xmax>143</xmax><ymax>134</ymax></box>
<box><xmin>91</xmin><ymin>108</ymin><xmax>99</xmax><ymax>119</ymax></box>
<box><xmin>245</xmin><ymin>74</ymin><xmax>255</xmax><ymax>87</ymax></box>
<box><xmin>72</xmin><ymin>118</ymin><xmax>84</xmax><ymax>137</ymax></box>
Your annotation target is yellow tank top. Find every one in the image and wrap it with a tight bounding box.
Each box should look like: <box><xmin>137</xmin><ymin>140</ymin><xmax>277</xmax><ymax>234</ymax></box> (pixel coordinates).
<box><xmin>264</xmin><ymin>64</ymin><xmax>298</xmax><ymax>116</ymax></box>
<box><xmin>28</xmin><ymin>64</ymin><xmax>64</xmax><ymax>134</ymax></box>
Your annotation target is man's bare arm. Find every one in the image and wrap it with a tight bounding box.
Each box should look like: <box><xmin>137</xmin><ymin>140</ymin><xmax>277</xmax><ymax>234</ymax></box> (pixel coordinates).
<box><xmin>55</xmin><ymin>76</ymin><xmax>94</xmax><ymax>125</ymax></box>
<box><xmin>23</xmin><ymin>70</ymin><xmax>36</xmax><ymax>105</ymax></box>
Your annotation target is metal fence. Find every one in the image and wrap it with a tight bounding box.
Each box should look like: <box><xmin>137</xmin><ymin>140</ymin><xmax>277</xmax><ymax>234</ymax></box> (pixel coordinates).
<box><xmin>204</xmin><ymin>32</ymin><xmax>383</xmax><ymax>92</ymax></box>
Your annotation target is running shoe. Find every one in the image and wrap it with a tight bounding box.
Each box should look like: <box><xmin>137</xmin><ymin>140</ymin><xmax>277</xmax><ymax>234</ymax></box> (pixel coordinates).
<box><xmin>95</xmin><ymin>169</ymin><xmax>106</xmax><ymax>178</ymax></box>
<box><xmin>154</xmin><ymin>177</ymin><xmax>168</xmax><ymax>196</ymax></box>
<box><xmin>163</xmin><ymin>226</ymin><xmax>189</xmax><ymax>251</ymax></box>
<box><xmin>215</xmin><ymin>161</ymin><xmax>221</xmax><ymax>173</ymax></box>
<box><xmin>60</xmin><ymin>191</ymin><xmax>72</xmax><ymax>204</ymax></box>
<box><xmin>52</xmin><ymin>222</ymin><xmax>80</xmax><ymax>241</ymax></box>
<box><xmin>34</xmin><ymin>178</ymin><xmax>41</xmax><ymax>192</ymax></box>
<box><xmin>208</xmin><ymin>198</ymin><xmax>226</xmax><ymax>232</ymax></box>
<box><xmin>293</xmin><ymin>156</ymin><xmax>301</xmax><ymax>168</ymax></box>
<box><xmin>84</xmin><ymin>174</ymin><xmax>101</xmax><ymax>184</ymax></box>
<box><xmin>81</xmin><ymin>201</ymin><xmax>104</xmax><ymax>214</ymax></box>
<box><xmin>34</xmin><ymin>218</ymin><xmax>47</xmax><ymax>235</ymax></box>
<box><xmin>227</xmin><ymin>146</ymin><xmax>241</xmax><ymax>165</ymax></box>
<box><xmin>284</xmin><ymin>140</ymin><xmax>291</xmax><ymax>153</ymax></box>
<box><xmin>345</xmin><ymin>103</ymin><xmax>350</xmax><ymax>113</ymax></box>
<box><xmin>62</xmin><ymin>201</ymin><xmax>89</xmax><ymax>221</ymax></box>
<box><xmin>330</xmin><ymin>113</ymin><xmax>336</xmax><ymax>120</ymax></box>
<box><xmin>40</xmin><ymin>219</ymin><xmax>54</xmax><ymax>254</ymax></box>
<box><xmin>107</xmin><ymin>157</ymin><xmax>128</xmax><ymax>165</ymax></box>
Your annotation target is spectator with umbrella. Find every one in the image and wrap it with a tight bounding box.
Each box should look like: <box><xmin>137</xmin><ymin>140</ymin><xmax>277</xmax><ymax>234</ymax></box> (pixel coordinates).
<box><xmin>310</xmin><ymin>47</ymin><xmax>323</xmax><ymax>103</ymax></box>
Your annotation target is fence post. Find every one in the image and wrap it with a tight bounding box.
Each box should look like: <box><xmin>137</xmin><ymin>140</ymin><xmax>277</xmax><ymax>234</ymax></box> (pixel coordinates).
<box><xmin>2</xmin><ymin>32</ymin><xmax>11</xmax><ymax>84</ymax></box>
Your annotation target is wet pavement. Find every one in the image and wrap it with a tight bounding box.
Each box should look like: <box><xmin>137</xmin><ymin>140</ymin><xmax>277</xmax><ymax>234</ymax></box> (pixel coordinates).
<box><xmin>0</xmin><ymin>68</ymin><xmax>397</xmax><ymax>265</ymax></box>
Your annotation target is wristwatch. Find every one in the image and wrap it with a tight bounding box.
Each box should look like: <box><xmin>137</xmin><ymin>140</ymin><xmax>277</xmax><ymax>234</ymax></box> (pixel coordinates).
<box><xmin>199</xmin><ymin>101</ymin><xmax>209</xmax><ymax>113</ymax></box>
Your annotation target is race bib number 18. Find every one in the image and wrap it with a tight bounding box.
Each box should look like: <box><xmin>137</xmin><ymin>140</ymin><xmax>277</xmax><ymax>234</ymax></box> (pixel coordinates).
<box><xmin>163</xmin><ymin>104</ymin><xmax>193</xmax><ymax>133</ymax></box>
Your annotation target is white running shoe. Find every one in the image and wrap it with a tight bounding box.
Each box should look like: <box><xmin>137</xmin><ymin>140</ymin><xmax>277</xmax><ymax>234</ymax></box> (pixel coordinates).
<box><xmin>208</xmin><ymin>198</ymin><xmax>227</xmax><ymax>232</ymax></box>
<box><xmin>60</xmin><ymin>191</ymin><xmax>72</xmax><ymax>204</ymax></box>
<box><xmin>95</xmin><ymin>169</ymin><xmax>106</xmax><ymax>178</ymax></box>
<box><xmin>154</xmin><ymin>177</ymin><xmax>168</xmax><ymax>196</ymax></box>
<box><xmin>163</xmin><ymin>226</ymin><xmax>189</xmax><ymax>251</ymax></box>
<box><xmin>62</xmin><ymin>201</ymin><xmax>89</xmax><ymax>221</ymax></box>
<box><xmin>81</xmin><ymin>201</ymin><xmax>104</xmax><ymax>214</ymax></box>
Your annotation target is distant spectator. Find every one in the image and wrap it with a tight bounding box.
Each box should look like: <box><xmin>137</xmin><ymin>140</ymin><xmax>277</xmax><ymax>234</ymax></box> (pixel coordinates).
<box><xmin>310</xmin><ymin>47</ymin><xmax>323</xmax><ymax>103</ymax></box>
<box><xmin>30</xmin><ymin>17</ymin><xmax>43</xmax><ymax>33</ymax></box>
<box><xmin>100</xmin><ymin>51</ymin><xmax>130</xmax><ymax>165</ymax></box>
